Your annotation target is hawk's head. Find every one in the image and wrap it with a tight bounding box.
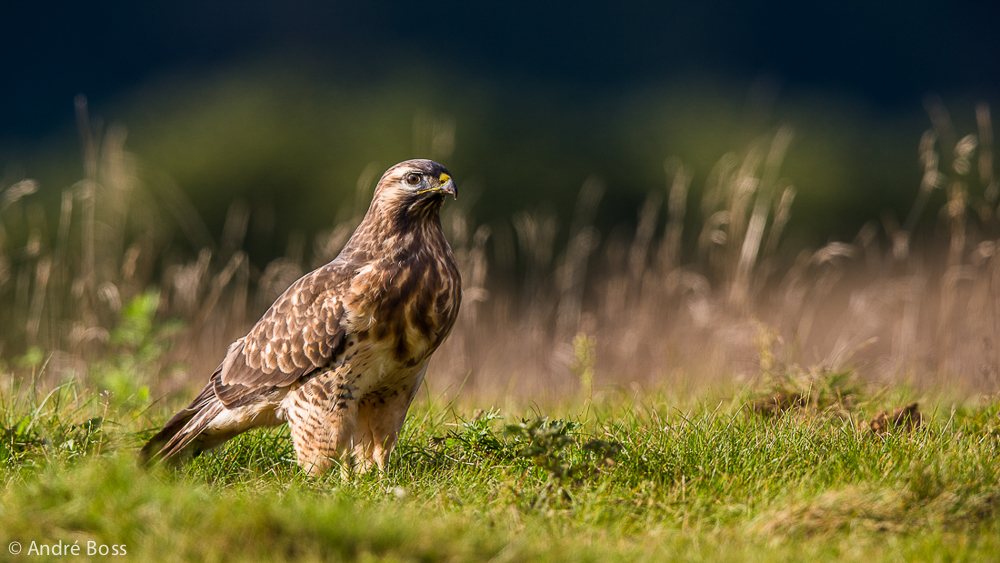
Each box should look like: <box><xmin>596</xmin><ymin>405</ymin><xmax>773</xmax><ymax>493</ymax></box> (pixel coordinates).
<box><xmin>373</xmin><ymin>159</ymin><xmax>457</xmax><ymax>220</ymax></box>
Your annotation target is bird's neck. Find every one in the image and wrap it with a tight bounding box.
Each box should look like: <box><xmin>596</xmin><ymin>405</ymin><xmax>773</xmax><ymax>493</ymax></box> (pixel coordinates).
<box><xmin>346</xmin><ymin>202</ymin><xmax>446</xmax><ymax>263</ymax></box>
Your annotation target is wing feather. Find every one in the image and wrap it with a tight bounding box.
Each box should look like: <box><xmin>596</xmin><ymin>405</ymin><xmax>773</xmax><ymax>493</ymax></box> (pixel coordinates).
<box><xmin>213</xmin><ymin>264</ymin><xmax>348</xmax><ymax>408</ymax></box>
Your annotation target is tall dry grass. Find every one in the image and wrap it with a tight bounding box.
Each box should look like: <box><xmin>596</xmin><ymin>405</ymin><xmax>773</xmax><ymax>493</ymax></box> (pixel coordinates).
<box><xmin>1</xmin><ymin>98</ymin><xmax>998</xmax><ymax>404</ymax></box>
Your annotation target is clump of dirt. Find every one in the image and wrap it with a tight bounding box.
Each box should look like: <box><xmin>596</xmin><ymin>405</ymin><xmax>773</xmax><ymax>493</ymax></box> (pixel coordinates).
<box><xmin>869</xmin><ymin>402</ymin><xmax>922</xmax><ymax>435</ymax></box>
<box><xmin>752</xmin><ymin>392</ymin><xmax>808</xmax><ymax>417</ymax></box>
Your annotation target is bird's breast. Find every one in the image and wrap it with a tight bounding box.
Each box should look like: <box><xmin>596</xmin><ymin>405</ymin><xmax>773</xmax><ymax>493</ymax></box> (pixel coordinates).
<box><xmin>345</xmin><ymin>238</ymin><xmax>460</xmax><ymax>366</ymax></box>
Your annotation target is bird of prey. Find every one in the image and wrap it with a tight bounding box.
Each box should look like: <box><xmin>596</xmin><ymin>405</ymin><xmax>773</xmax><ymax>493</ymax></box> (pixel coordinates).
<box><xmin>141</xmin><ymin>159</ymin><xmax>461</xmax><ymax>475</ymax></box>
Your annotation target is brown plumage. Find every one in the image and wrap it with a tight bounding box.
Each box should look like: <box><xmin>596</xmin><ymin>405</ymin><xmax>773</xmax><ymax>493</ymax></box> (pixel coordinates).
<box><xmin>141</xmin><ymin>159</ymin><xmax>461</xmax><ymax>475</ymax></box>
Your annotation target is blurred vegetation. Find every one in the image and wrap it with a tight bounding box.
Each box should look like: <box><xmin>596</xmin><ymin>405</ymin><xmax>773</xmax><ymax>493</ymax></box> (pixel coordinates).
<box><xmin>3</xmin><ymin>63</ymin><xmax>975</xmax><ymax>261</ymax></box>
<box><xmin>1</xmin><ymin>63</ymin><xmax>999</xmax><ymax>400</ymax></box>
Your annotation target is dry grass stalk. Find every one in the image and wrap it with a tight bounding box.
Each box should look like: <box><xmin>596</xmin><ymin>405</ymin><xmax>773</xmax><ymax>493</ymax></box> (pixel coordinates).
<box><xmin>977</xmin><ymin>103</ymin><xmax>996</xmax><ymax>204</ymax></box>
<box><xmin>659</xmin><ymin>159</ymin><xmax>689</xmax><ymax>272</ymax></box>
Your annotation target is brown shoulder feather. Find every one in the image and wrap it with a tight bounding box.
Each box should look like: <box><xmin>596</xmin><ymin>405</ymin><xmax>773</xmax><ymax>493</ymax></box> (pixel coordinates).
<box><xmin>212</xmin><ymin>263</ymin><xmax>347</xmax><ymax>407</ymax></box>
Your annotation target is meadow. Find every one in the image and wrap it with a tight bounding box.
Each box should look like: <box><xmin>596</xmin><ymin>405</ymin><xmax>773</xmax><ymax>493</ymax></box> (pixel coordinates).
<box><xmin>1</xmin><ymin>95</ymin><xmax>999</xmax><ymax>560</ymax></box>
<box><xmin>1</xmin><ymin>376</ymin><xmax>998</xmax><ymax>562</ymax></box>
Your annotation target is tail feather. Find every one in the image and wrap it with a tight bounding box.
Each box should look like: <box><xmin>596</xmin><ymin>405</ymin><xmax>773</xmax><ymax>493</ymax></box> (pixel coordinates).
<box><xmin>140</xmin><ymin>384</ymin><xmax>225</xmax><ymax>464</ymax></box>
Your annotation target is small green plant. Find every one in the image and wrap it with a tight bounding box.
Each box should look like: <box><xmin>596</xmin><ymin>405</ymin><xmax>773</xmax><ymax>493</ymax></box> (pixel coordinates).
<box><xmin>90</xmin><ymin>290</ymin><xmax>184</xmax><ymax>410</ymax></box>
<box><xmin>410</xmin><ymin>409</ymin><xmax>512</xmax><ymax>469</ymax></box>
<box><xmin>504</xmin><ymin>417</ymin><xmax>620</xmax><ymax>509</ymax></box>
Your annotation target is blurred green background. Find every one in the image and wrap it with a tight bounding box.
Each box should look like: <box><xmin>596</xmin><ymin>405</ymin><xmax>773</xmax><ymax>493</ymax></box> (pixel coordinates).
<box><xmin>2</xmin><ymin>2</ymin><xmax>998</xmax><ymax>264</ymax></box>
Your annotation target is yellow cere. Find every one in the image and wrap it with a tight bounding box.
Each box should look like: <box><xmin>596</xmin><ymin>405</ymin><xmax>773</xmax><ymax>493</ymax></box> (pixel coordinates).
<box><xmin>439</xmin><ymin>173</ymin><xmax>451</xmax><ymax>184</ymax></box>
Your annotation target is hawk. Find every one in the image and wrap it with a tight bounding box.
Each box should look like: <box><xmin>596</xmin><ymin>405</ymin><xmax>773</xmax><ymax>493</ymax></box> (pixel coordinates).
<box><xmin>141</xmin><ymin>159</ymin><xmax>461</xmax><ymax>475</ymax></box>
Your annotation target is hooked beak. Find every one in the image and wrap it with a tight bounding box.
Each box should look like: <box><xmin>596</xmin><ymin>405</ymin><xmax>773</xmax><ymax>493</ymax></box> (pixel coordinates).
<box><xmin>438</xmin><ymin>173</ymin><xmax>457</xmax><ymax>200</ymax></box>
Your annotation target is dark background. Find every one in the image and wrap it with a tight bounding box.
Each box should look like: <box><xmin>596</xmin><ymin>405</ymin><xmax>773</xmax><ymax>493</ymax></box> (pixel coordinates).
<box><xmin>2</xmin><ymin>1</ymin><xmax>999</xmax><ymax>258</ymax></box>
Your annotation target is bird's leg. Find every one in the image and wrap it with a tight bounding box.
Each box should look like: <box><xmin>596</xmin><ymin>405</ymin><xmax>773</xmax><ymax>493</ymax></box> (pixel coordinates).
<box><xmin>350</xmin><ymin>402</ymin><xmax>379</xmax><ymax>473</ymax></box>
<box><xmin>352</xmin><ymin>400</ymin><xmax>392</xmax><ymax>473</ymax></box>
<box><xmin>353</xmin><ymin>382</ymin><xmax>418</xmax><ymax>472</ymax></box>
<box><xmin>283</xmin><ymin>376</ymin><xmax>360</xmax><ymax>476</ymax></box>
<box><xmin>292</xmin><ymin>401</ymin><xmax>360</xmax><ymax>477</ymax></box>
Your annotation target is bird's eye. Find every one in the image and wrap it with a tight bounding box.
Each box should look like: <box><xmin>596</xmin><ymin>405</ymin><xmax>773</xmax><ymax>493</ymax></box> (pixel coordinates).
<box><xmin>404</xmin><ymin>173</ymin><xmax>422</xmax><ymax>186</ymax></box>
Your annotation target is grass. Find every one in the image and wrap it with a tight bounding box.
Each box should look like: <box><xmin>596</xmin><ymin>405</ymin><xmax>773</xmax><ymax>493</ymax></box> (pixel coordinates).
<box><xmin>2</xmin><ymin>371</ymin><xmax>998</xmax><ymax>562</ymax></box>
